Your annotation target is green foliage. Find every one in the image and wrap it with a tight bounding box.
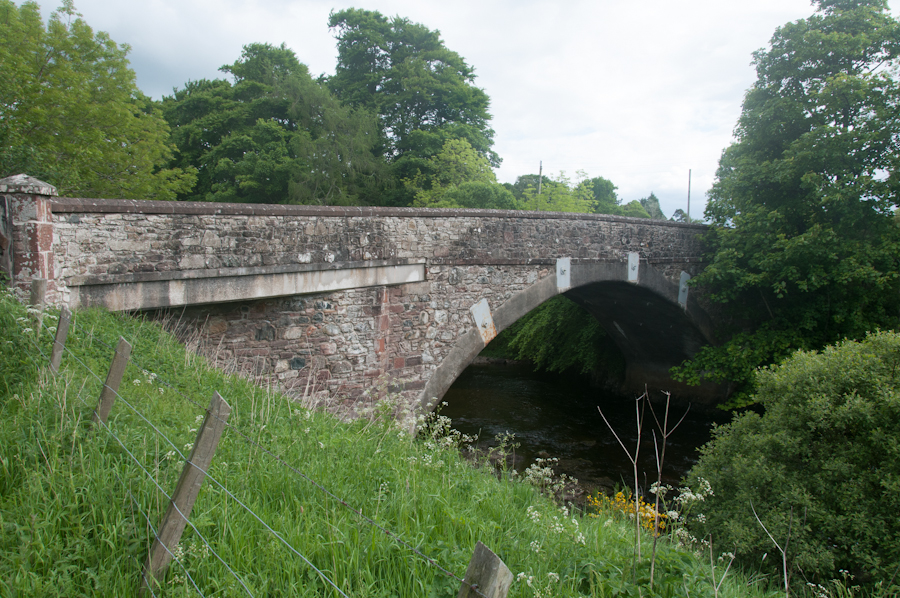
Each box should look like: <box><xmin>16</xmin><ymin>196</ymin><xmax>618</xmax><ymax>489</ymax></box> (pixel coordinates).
<box><xmin>328</xmin><ymin>8</ymin><xmax>498</xmax><ymax>206</ymax></box>
<box><xmin>517</xmin><ymin>171</ymin><xmax>598</xmax><ymax>213</ymax></box>
<box><xmin>686</xmin><ymin>331</ymin><xmax>900</xmax><ymax>591</ymax></box>
<box><xmin>621</xmin><ymin>200</ymin><xmax>651</xmax><ymax>219</ymax></box>
<box><xmin>162</xmin><ymin>43</ymin><xmax>384</xmax><ymax>205</ymax></box>
<box><xmin>487</xmin><ymin>295</ymin><xmax>625</xmax><ymax>378</ymax></box>
<box><xmin>440</xmin><ymin>181</ymin><xmax>518</xmax><ymax>210</ymax></box>
<box><xmin>583</xmin><ymin>176</ymin><xmax>620</xmax><ymax>214</ymax></box>
<box><xmin>640</xmin><ymin>193</ymin><xmax>667</xmax><ymax>220</ymax></box>
<box><xmin>676</xmin><ymin>0</ymin><xmax>900</xmax><ymax>403</ymax></box>
<box><xmin>0</xmin><ymin>291</ymin><xmax>40</xmax><ymax>401</ymax></box>
<box><xmin>0</xmin><ymin>287</ymin><xmax>766</xmax><ymax>597</ymax></box>
<box><xmin>0</xmin><ymin>0</ymin><xmax>195</xmax><ymax>199</ymax></box>
<box><xmin>407</xmin><ymin>138</ymin><xmax>512</xmax><ymax>208</ymax></box>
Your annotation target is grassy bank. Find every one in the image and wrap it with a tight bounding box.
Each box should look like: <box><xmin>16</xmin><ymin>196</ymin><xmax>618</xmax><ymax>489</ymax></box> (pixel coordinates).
<box><xmin>0</xmin><ymin>286</ymin><xmax>768</xmax><ymax>597</ymax></box>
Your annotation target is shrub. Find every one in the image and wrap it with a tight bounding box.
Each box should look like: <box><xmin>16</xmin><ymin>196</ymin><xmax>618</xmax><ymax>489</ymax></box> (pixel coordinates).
<box><xmin>686</xmin><ymin>331</ymin><xmax>900</xmax><ymax>590</ymax></box>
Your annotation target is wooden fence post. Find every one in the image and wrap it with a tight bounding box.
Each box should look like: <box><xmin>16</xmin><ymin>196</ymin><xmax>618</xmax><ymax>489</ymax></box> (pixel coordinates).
<box><xmin>92</xmin><ymin>337</ymin><xmax>132</xmax><ymax>425</ymax></box>
<box><xmin>30</xmin><ymin>277</ymin><xmax>46</xmax><ymax>333</ymax></box>
<box><xmin>140</xmin><ymin>392</ymin><xmax>232</xmax><ymax>595</ymax></box>
<box><xmin>50</xmin><ymin>304</ymin><xmax>71</xmax><ymax>373</ymax></box>
<box><xmin>457</xmin><ymin>541</ymin><xmax>513</xmax><ymax>598</ymax></box>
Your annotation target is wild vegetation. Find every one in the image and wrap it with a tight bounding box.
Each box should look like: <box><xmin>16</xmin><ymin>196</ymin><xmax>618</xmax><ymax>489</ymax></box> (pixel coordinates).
<box><xmin>1</xmin><ymin>286</ymin><xmax>764</xmax><ymax>597</ymax></box>
<box><xmin>0</xmin><ymin>0</ymin><xmax>196</xmax><ymax>199</ymax></box>
<box><xmin>685</xmin><ymin>332</ymin><xmax>900</xmax><ymax>593</ymax></box>
<box><xmin>673</xmin><ymin>0</ymin><xmax>900</xmax><ymax>405</ymax></box>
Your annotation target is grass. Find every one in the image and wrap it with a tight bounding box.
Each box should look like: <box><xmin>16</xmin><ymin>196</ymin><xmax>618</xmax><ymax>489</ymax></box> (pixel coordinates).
<box><xmin>0</xmin><ymin>285</ymin><xmax>782</xmax><ymax>597</ymax></box>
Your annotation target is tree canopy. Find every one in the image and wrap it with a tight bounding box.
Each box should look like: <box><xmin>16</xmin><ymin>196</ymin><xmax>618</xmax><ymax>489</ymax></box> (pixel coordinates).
<box><xmin>161</xmin><ymin>43</ymin><xmax>383</xmax><ymax>205</ymax></box>
<box><xmin>406</xmin><ymin>138</ymin><xmax>515</xmax><ymax>209</ymax></box>
<box><xmin>0</xmin><ymin>0</ymin><xmax>195</xmax><ymax>199</ymax></box>
<box><xmin>675</xmin><ymin>0</ymin><xmax>900</xmax><ymax>404</ymax></box>
<box><xmin>639</xmin><ymin>192</ymin><xmax>666</xmax><ymax>219</ymax></box>
<box><xmin>327</xmin><ymin>8</ymin><xmax>497</xmax><ymax>205</ymax></box>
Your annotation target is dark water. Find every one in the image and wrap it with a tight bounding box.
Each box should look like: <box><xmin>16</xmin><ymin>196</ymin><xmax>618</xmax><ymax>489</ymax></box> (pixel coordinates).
<box><xmin>442</xmin><ymin>362</ymin><xmax>731</xmax><ymax>493</ymax></box>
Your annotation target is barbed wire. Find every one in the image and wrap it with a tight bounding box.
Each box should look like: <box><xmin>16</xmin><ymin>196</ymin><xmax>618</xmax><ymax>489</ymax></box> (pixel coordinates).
<box><xmin>36</xmin><ymin>307</ymin><xmax>485</xmax><ymax>598</ymax></box>
<box><xmin>26</xmin><ymin>317</ymin><xmax>254</xmax><ymax>596</ymax></box>
<box><xmin>40</xmin><ymin>314</ymin><xmax>349</xmax><ymax>597</ymax></box>
<box><xmin>117</xmin><ymin>470</ymin><xmax>206</xmax><ymax>597</ymax></box>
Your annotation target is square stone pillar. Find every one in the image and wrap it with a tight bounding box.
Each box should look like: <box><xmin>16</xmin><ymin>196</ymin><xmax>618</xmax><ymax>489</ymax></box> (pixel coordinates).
<box><xmin>0</xmin><ymin>174</ymin><xmax>58</xmax><ymax>301</ymax></box>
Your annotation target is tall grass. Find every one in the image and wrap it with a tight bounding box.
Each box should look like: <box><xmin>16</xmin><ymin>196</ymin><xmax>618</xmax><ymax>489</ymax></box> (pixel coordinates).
<box><xmin>0</xmin><ymin>286</ymin><xmax>775</xmax><ymax>597</ymax></box>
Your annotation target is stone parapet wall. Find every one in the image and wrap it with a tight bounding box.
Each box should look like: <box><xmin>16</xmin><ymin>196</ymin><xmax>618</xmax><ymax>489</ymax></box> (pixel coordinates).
<box><xmin>50</xmin><ymin>198</ymin><xmax>706</xmax><ymax>304</ymax></box>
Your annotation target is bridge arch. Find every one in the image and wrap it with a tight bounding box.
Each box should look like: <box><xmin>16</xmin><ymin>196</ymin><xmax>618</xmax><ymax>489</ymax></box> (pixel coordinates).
<box><xmin>419</xmin><ymin>260</ymin><xmax>722</xmax><ymax>409</ymax></box>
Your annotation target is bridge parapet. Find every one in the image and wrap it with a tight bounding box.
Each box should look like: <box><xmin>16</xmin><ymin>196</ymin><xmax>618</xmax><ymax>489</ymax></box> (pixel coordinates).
<box><xmin>42</xmin><ymin>196</ymin><xmax>706</xmax><ymax>309</ymax></box>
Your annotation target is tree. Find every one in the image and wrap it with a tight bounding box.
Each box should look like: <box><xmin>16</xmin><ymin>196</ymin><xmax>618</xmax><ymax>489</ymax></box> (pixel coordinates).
<box><xmin>640</xmin><ymin>192</ymin><xmax>666</xmax><ymax>219</ymax></box>
<box><xmin>517</xmin><ymin>171</ymin><xmax>597</xmax><ymax>213</ymax></box>
<box><xmin>620</xmin><ymin>200</ymin><xmax>651</xmax><ymax>219</ymax></box>
<box><xmin>0</xmin><ymin>0</ymin><xmax>195</xmax><ymax>199</ymax></box>
<box><xmin>582</xmin><ymin>175</ymin><xmax>620</xmax><ymax>214</ymax></box>
<box><xmin>573</xmin><ymin>175</ymin><xmax>651</xmax><ymax>218</ymax></box>
<box><xmin>504</xmin><ymin>295</ymin><xmax>624</xmax><ymax>377</ymax></box>
<box><xmin>668</xmin><ymin>208</ymin><xmax>697</xmax><ymax>223</ymax></box>
<box><xmin>675</xmin><ymin>0</ymin><xmax>900</xmax><ymax>404</ymax></box>
<box><xmin>327</xmin><ymin>9</ymin><xmax>498</xmax><ymax>205</ymax></box>
<box><xmin>686</xmin><ymin>331</ymin><xmax>900</xmax><ymax>589</ymax></box>
<box><xmin>162</xmin><ymin>43</ymin><xmax>383</xmax><ymax>205</ymax></box>
<box><xmin>406</xmin><ymin>138</ymin><xmax>513</xmax><ymax>208</ymax></box>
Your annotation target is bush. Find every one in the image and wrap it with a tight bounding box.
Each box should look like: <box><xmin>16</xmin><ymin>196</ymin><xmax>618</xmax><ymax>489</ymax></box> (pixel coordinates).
<box><xmin>686</xmin><ymin>331</ymin><xmax>900</xmax><ymax>590</ymax></box>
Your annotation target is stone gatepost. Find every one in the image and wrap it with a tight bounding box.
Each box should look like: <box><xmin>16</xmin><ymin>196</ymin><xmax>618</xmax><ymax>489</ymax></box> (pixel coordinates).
<box><xmin>0</xmin><ymin>174</ymin><xmax>58</xmax><ymax>302</ymax></box>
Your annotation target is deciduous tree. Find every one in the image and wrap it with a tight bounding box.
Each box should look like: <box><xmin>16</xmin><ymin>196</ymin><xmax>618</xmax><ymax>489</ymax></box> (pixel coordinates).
<box><xmin>406</xmin><ymin>138</ymin><xmax>513</xmax><ymax>208</ymax></box>
<box><xmin>675</xmin><ymin>0</ymin><xmax>900</xmax><ymax>404</ymax></box>
<box><xmin>687</xmin><ymin>331</ymin><xmax>900</xmax><ymax>589</ymax></box>
<box><xmin>162</xmin><ymin>43</ymin><xmax>383</xmax><ymax>205</ymax></box>
<box><xmin>0</xmin><ymin>0</ymin><xmax>195</xmax><ymax>199</ymax></box>
<box><xmin>327</xmin><ymin>9</ymin><xmax>497</xmax><ymax>205</ymax></box>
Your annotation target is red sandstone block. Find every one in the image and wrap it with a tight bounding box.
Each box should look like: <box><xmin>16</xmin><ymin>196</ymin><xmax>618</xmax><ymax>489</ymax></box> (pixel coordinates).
<box><xmin>393</xmin><ymin>357</ymin><xmax>405</xmax><ymax>370</ymax></box>
<box><xmin>389</xmin><ymin>304</ymin><xmax>405</xmax><ymax>313</ymax></box>
<box><xmin>24</xmin><ymin>222</ymin><xmax>53</xmax><ymax>253</ymax></box>
<box><xmin>406</xmin><ymin>356</ymin><xmax>422</xmax><ymax>367</ymax></box>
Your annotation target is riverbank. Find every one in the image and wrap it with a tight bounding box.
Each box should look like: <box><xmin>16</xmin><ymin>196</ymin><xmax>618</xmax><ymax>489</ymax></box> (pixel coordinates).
<box><xmin>0</xmin><ymin>288</ymin><xmax>769</xmax><ymax>597</ymax></box>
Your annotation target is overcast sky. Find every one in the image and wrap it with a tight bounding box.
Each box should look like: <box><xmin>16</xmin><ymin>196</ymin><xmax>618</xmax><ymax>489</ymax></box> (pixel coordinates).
<box><xmin>32</xmin><ymin>0</ymin><xmax>892</xmax><ymax>218</ymax></box>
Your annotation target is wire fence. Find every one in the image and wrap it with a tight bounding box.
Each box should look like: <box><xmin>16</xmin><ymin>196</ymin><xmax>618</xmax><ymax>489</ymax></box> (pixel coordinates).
<box><xmin>13</xmin><ymin>283</ymin><xmax>510</xmax><ymax>598</ymax></box>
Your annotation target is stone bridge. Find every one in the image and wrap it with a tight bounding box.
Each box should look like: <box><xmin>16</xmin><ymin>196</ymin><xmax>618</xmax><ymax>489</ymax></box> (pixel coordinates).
<box><xmin>1</xmin><ymin>175</ymin><xmax>723</xmax><ymax>412</ymax></box>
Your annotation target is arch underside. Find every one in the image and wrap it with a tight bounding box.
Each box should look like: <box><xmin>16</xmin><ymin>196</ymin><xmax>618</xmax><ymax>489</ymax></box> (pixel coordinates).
<box><xmin>419</xmin><ymin>261</ymin><xmax>726</xmax><ymax>409</ymax></box>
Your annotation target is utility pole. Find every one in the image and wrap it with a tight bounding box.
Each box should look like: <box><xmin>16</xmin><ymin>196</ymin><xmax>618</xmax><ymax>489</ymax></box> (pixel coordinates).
<box><xmin>538</xmin><ymin>161</ymin><xmax>543</xmax><ymax>195</ymax></box>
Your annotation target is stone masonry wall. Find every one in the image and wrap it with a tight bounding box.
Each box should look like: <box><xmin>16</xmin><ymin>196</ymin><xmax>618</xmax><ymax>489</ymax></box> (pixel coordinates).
<box><xmin>160</xmin><ymin>263</ymin><xmax>556</xmax><ymax>412</ymax></box>
<box><xmin>49</xmin><ymin>199</ymin><xmax>704</xmax><ymax>301</ymax></box>
<box><xmin>43</xmin><ymin>199</ymin><xmax>707</xmax><ymax>411</ymax></box>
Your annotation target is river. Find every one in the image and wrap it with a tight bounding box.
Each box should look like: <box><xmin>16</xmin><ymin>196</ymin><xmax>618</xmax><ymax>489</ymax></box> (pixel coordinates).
<box><xmin>441</xmin><ymin>361</ymin><xmax>731</xmax><ymax>496</ymax></box>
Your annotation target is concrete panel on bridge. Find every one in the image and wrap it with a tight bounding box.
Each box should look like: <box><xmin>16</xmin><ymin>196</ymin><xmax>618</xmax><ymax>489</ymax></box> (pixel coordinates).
<box><xmin>68</xmin><ymin>259</ymin><xmax>426</xmax><ymax>311</ymax></box>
